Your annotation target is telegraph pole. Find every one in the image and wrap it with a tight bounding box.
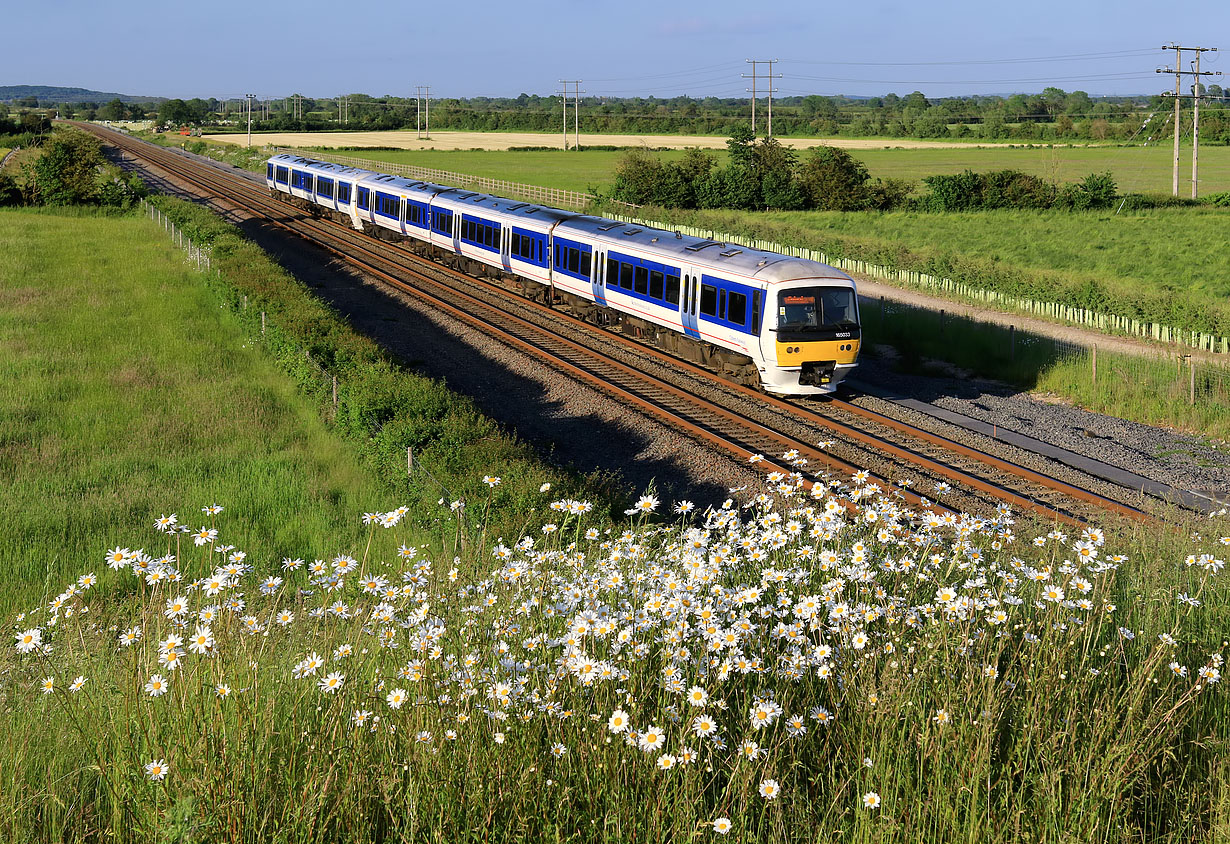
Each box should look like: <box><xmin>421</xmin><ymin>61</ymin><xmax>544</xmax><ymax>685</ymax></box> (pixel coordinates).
<box><xmin>743</xmin><ymin>60</ymin><xmax>779</xmax><ymax>136</ymax></box>
<box><xmin>1158</xmin><ymin>45</ymin><xmax>1220</xmax><ymax>196</ymax></box>
<box><xmin>557</xmin><ymin>81</ymin><xmax>583</xmax><ymax>149</ymax></box>
<box><xmin>744</xmin><ymin>60</ymin><xmax>757</xmax><ymax>133</ymax></box>
<box><xmin>574</xmin><ymin>80</ymin><xmax>583</xmax><ymax>151</ymax></box>
<box><xmin>245</xmin><ymin>93</ymin><xmax>255</xmax><ymax>148</ymax></box>
<box><xmin>415</xmin><ymin>86</ymin><xmax>425</xmax><ymax>139</ymax></box>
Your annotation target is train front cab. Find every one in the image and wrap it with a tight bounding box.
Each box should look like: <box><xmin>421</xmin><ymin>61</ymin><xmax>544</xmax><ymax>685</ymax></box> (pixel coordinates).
<box><xmin>762</xmin><ymin>282</ymin><xmax>860</xmax><ymax>395</ymax></box>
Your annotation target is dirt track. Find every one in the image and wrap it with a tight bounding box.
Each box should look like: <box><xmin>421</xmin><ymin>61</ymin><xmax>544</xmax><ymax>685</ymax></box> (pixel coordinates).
<box><xmin>202</xmin><ymin>129</ymin><xmax>995</xmax><ymax>152</ymax></box>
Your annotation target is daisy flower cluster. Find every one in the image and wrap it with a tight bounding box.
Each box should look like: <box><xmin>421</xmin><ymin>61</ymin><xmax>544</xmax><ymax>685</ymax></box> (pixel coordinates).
<box><xmin>13</xmin><ymin>470</ymin><xmax>1226</xmax><ymax>834</ymax></box>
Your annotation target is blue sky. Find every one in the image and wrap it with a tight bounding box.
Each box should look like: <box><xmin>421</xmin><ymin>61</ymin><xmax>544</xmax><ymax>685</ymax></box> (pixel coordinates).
<box><xmin>6</xmin><ymin>0</ymin><xmax>1227</xmax><ymax>100</ymax></box>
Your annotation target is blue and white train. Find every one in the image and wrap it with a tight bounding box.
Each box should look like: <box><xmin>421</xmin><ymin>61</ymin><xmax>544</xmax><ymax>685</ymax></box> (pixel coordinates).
<box><xmin>266</xmin><ymin>153</ymin><xmax>860</xmax><ymax>395</ymax></box>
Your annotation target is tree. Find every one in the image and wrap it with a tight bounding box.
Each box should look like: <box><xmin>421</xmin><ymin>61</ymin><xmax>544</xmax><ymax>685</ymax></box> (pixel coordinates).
<box><xmin>99</xmin><ymin>98</ymin><xmax>126</xmax><ymax>121</ymax></box>
<box><xmin>158</xmin><ymin>99</ymin><xmax>195</xmax><ymax>127</ymax></box>
<box><xmin>797</xmin><ymin>146</ymin><xmax>872</xmax><ymax>211</ymax></box>
<box><xmin>30</xmin><ymin>130</ymin><xmax>103</xmax><ymax>205</ymax></box>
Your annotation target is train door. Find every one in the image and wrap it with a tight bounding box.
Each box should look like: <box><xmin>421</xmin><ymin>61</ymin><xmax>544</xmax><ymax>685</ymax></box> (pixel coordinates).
<box><xmin>592</xmin><ymin>248</ymin><xmax>607</xmax><ymax>306</ymax></box>
<box><xmin>500</xmin><ymin>226</ymin><xmax>512</xmax><ymax>273</ymax></box>
<box><xmin>681</xmin><ymin>268</ymin><xmax>700</xmax><ymax>338</ymax></box>
<box><xmin>451</xmin><ymin>212</ymin><xmax>461</xmax><ymax>254</ymax></box>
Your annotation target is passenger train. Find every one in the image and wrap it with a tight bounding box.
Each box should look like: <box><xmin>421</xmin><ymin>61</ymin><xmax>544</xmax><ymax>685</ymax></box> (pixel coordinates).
<box><xmin>266</xmin><ymin>153</ymin><xmax>860</xmax><ymax>395</ymax></box>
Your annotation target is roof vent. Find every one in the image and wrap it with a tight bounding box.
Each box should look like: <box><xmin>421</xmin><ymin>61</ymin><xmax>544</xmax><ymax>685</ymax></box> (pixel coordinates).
<box><xmin>719</xmin><ymin>248</ymin><xmax>743</xmax><ymax>257</ymax></box>
<box><xmin>597</xmin><ymin>222</ymin><xmax>622</xmax><ymax>231</ymax></box>
<box><xmin>685</xmin><ymin>240</ymin><xmax>723</xmax><ymax>252</ymax></box>
<box><xmin>623</xmin><ymin>228</ymin><xmax>642</xmax><ymax>235</ymax></box>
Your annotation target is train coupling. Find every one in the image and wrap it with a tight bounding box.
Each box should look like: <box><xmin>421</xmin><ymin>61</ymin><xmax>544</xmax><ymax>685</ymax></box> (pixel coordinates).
<box><xmin>798</xmin><ymin>360</ymin><xmax>836</xmax><ymax>387</ymax></box>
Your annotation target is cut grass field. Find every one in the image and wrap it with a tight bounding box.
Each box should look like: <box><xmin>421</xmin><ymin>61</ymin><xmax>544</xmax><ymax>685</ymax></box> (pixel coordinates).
<box><xmin>0</xmin><ymin>207</ymin><xmax>387</xmax><ymax>615</ymax></box>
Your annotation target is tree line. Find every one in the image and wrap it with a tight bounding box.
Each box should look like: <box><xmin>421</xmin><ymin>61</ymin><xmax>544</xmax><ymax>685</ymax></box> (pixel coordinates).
<box><xmin>606</xmin><ymin>126</ymin><xmax>1122</xmax><ymax>213</ymax></box>
<box><xmin>20</xmin><ymin>85</ymin><xmax>1224</xmax><ymax>144</ymax></box>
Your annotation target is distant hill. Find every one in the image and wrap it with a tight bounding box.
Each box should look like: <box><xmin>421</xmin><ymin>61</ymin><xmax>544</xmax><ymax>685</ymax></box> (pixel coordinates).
<box><xmin>0</xmin><ymin>85</ymin><xmax>164</xmax><ymax>104</ymax></box>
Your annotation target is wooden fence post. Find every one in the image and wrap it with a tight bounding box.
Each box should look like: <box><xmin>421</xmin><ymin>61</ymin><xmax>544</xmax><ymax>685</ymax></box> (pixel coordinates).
<box><xmin>1091</xmin><ymin>344</ymin><xmax>1097</xmax><ymax>386</ymax></box>
<box><xmin>1189</xmin><ymin>356</ymin><xmax>1196</xmax><ymax>406</ymax></box>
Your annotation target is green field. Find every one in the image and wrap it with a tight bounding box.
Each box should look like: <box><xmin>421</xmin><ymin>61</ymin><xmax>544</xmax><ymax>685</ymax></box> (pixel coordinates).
<box><xmin>0</xmin><ymin>207</ymin><xmax>386</xmax><ymax>614</ymax></box>
<box><xmin>307</xmin><ymin>143</ymin><xmax>1230</xmax><ymax>197</ymax></box>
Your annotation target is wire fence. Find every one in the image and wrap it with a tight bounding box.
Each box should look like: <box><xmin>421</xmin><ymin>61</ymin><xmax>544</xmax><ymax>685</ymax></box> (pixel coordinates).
<box><xmin>139</xmin><ymin>198</ymin><xmax>471</xmax><ymax>527</ymax></box>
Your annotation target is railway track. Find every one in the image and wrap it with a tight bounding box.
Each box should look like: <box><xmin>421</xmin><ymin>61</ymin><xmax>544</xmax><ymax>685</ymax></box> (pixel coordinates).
<box><xmin>88</xmin><ymin>125</ymin><xmax>1157</xmax><ymax>526</ymax></box>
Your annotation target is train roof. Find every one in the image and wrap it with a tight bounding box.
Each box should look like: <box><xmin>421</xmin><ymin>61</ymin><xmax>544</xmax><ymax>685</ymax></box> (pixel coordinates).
<box><xmin>559</xmin><ymin>216</ymin><xmax>851</xmax><ymax>284</ymax></box>
<box><xmin>434</xmin><ymin>191</ymin><xmax>577</xmax><ymax>226</ymax></box>
<box><xmin>268</xmin><ymin>153</ymin><xmax>375</xmax><ymax>179</ymax></box>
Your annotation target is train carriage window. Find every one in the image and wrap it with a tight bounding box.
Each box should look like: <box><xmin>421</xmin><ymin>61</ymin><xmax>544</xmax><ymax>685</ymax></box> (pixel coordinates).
<box><xmin>719</xmin><ymin>289</ymin><xmax>727</xmax><ymax>321</ymax></box>
<box><xmin>728</xmin><ymin>290</ymin><xmax>747</xmax><ymax>326</ymax></box>
<box><xmin>606</xmin><ymin>258</ymin><xmax>619</xmax><ymax>286</ymax></box>
<box><xmin>699</xmin><ymin>284</ymin><xmax>718</xmax><ymax>317</ymax></box>
<box><xmin>568</xmin><ymin>248</ymin><xmax>579</xmax><ymax>274</ymax></box>
<box><xmin>751</xmin><ymin>291</ymin><xmax>761</xmax><ymax>334</ymax></box>
<box><xmin>618</xmin><ymin>262</ymin><xmax>633</xmax><ymax>290</ymax></box>
<box><xmin>276</xmin><ymin>166</ymin><xmax>289</xmax><ymax>183</ymax></box>
<box><xmin>337</xmin><ymin>182</ymin><xmax>351</xmax><ymax>203</ymax></box>
<box><xmin>665</xmin><ymin>274</ymin><xmax>681</xmax><ymax>306</ymax></box>
<box><xmin>634</xmin><ymin>266</ymin><xmax>648</xmax><ymax>295</ymax></box>
<box><xmin>318</xmin><ymin>177</ymin><xmax>334</xmax><ymax>200</ymax></box>
<box><xmin>580</xmin><ymin>250</ymin><xmax>591</xmax><ymax>277</ymax></box>
<box><xmin>357</xmin><ymin>187</ymin><xmax>369</xmax><ymax>210</ymax></box>
<box><xmin>649</xmin><ymin>270</ymin><xmax>664</xmax><ymax>301</ymax></box>
<box><xmin>266</xmin><ymin>164</ymin><xmax>274</xmax><ymax>179</ymax></box>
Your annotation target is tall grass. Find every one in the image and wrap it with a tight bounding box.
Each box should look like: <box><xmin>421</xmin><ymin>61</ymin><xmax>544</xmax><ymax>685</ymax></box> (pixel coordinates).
<box><xmin>4</xmin><ymin>484</ymin><xmax>1227</xmax><ymax>842</ymax></box>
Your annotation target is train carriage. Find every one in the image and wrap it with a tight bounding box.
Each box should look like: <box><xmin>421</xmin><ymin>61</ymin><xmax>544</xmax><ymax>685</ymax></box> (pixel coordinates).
<box><xmin>266</xmin><ymin>154</ymin><xmax>860</xmax><ymax>396</ymax></box>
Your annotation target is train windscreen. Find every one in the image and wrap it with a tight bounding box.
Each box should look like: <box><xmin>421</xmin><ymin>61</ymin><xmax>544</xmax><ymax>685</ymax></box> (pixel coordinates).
<box><xmin>777</xmin><ymin>288</ymin><xmax>857</xmax><ymax>331</ymax></box>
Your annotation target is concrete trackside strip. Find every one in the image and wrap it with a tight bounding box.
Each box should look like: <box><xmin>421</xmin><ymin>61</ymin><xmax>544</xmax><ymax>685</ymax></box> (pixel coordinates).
<box><xmin>849</xmin><ymin>379</ymin><xmax>1225</xmax><ymax>515</ymax></box>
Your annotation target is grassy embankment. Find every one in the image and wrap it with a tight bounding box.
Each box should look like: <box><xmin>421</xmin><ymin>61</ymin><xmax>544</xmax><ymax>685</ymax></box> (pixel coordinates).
<box><xmin>2</xmin><ymin>207</ymin><xmax>1230</xmax><ymax>843</ymax></box>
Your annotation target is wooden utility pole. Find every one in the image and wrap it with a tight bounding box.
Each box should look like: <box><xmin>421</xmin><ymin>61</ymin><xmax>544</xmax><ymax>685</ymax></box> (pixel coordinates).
<box><xmin>557</xmin><ymin>81</ymin><xmax>583</xmax><ymax>149</ymax></box>
<box><xmin>743</xmin><ymin>59</ymin><xmax>781</xmax><ymax>137</ymax></box>
<box><xmin>1157</xmin><ymin>45</ymin><xmax>1220</xmax><ymax>197</ymax></box>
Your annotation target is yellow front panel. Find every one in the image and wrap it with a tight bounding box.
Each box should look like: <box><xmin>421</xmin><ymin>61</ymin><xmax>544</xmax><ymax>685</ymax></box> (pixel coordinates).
<box><xmin>775</xmin><ymin>338</ymin><xmax>860</xmax><ymax>367</ymax></box>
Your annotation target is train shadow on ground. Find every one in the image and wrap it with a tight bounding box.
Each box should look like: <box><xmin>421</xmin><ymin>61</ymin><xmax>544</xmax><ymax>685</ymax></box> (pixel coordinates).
<box><xmin>246</xmin><ymin>221</ymin><xmax>736</xmax><ymax>508</ymax></box>
<box><xmin>108</xmin><ymin>149</ymin><xmax>735</xmax><ymax>508</ymax></box>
